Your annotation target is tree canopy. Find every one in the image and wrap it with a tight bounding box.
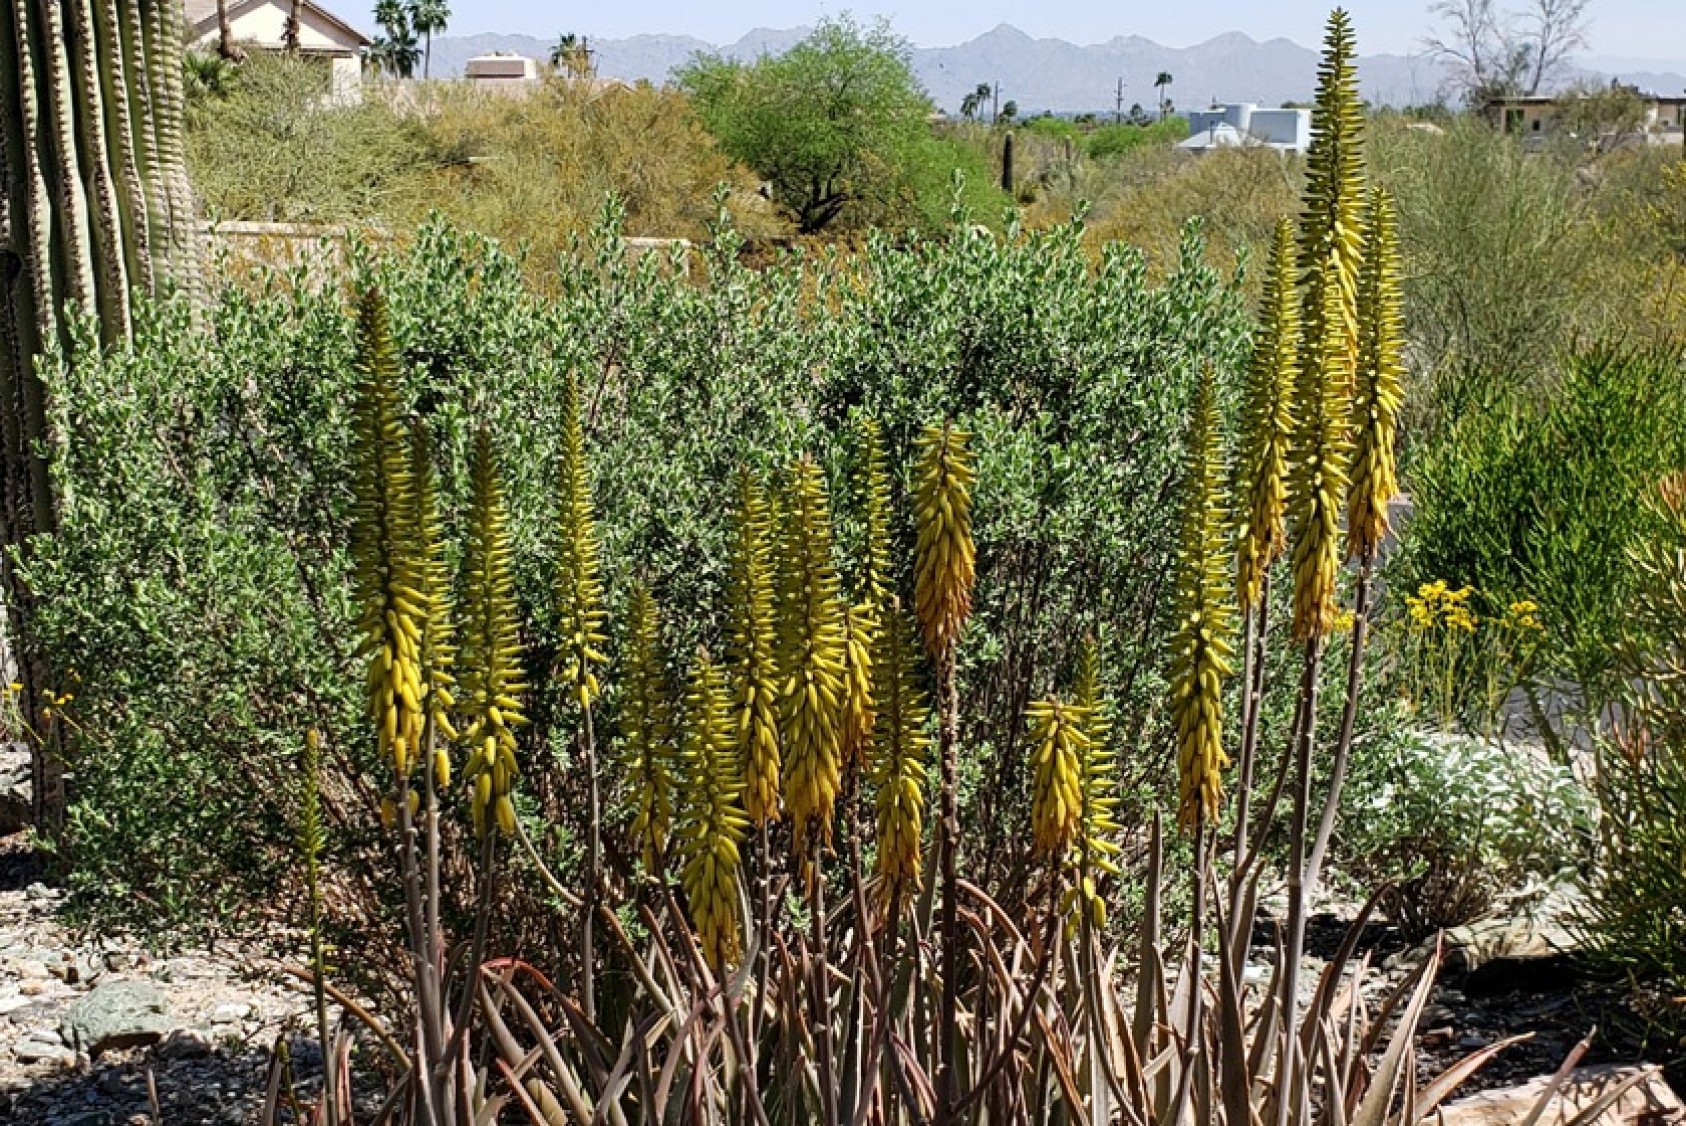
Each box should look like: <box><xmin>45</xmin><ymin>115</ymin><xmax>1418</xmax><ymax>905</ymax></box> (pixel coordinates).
<box><xmin>678</xmin><ymin>17</ymin><xmax>937</xmax><ymax>233</ymax></box>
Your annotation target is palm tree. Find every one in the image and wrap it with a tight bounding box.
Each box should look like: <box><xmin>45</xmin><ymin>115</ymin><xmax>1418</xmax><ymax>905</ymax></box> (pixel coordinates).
<box><xmin>1154</xmin><ymin>71</ymin><xmax>1174</xmax><ymax>119</ymax></box>
<box><xmin>551</xmin><ymin>32</ymin><xmax>593</xmax><ymax>78</ymax></box>
<box><xmin>370</xmin><ymin>0</ymin><xmax>421</xmax><ymax>79</ymax></box>
<box><xmin>214</xmin><ymin>0</ymin><xmax>245</xmax><ymax>61</ymax></box>
<box><xmin>411</xmin><ymin>0</ymin><xmax>450</xmax><ymax>79</ymax></box>
<box><xmin>284</xmin><ymin>0</ymin><xmax>302</xmax><ymax>53</ymax></box>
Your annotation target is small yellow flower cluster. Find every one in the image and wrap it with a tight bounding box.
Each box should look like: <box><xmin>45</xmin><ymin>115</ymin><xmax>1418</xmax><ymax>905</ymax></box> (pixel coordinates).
<box><xmin>1405</xmin><ymin>580</ymin><xmax>1477</xmax><ymax>634</ymax></box>
<box><xmin>1503</xmin><ymin>599</ymin><xmax>1544</xmax><ymax>633</ymax></box>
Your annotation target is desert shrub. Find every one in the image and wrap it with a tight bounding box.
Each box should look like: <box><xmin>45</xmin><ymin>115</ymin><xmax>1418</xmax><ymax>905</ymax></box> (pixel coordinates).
<box><xmin>29</xmin><ymin>208</ymin><xmax>1247</xmax><ymax>939</ymax></box>
<box><xmin>1340</xmin><ymin>721</ymin><xmax>1590</xmax><ymax>936</ymax></box>
<box><xmin>1371</xmin><ymin>118</ymin><xmax>1686</xmax><ymax>443</ymax></box>
<box><xmin>1086</xmin><ymin>117</ymin><xmax>1189</xmax><ymax>159</ymax></box>
<box><xmin>1576</xmin><ymin>477</ymin><xmax>1686</xmax><ymax>991</ymax></box>
<box><xmin>1079</xmin><ymin>146</ymin><xmax>1302</xmax><ymax>279</ymax></box>
<box><xmin>1395</xmin><ymin>348</ymin><xmax>1686</xmax><ymax>726</ymax></box>
<box><xmin>185</xmin><ymin>52</ymin><xmax>431</xmax><ymax>223</ymax></box>
<box><xmin>391</xmin><ymin>79</ymin><xmax>785</xmax><ymax>257</ymax></box>
<box><xmin>678</xmin><ymin>16</ymin><xmax>1009</xmax><ymax>233</ymax></box>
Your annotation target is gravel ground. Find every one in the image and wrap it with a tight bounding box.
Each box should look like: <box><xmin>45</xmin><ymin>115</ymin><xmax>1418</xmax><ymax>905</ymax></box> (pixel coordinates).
<box><xmin>0</xmin><ymin>835</ymin><xmax>339</xmax><ymax>1125</ymax></box>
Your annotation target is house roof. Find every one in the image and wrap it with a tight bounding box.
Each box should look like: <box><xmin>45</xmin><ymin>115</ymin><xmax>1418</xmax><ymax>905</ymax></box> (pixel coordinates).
<box><xmin>184</xmin><ymin>0</ymin><xmax>371</xmax><ymax>48</ymax></box>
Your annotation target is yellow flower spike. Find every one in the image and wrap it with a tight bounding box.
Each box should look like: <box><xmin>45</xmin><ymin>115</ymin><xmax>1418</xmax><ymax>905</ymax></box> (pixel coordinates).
<box><xmin>1288</xmin><ymin>269</ymin><xmax>1354</xmax><ymax>642</ymax></box>
<box><xmin>778</xmin><ymin>457</ymin><xmax>848</xmax><ymax>862</ymax></box>
<box><xmin>348</xmin><ymin>289</ymin><xmax>426</xmax><ymax>781</ymax></box>
<box><xmin>839</xmin><ymin>600</ymin><xmax>878</xmax><ymax>774</ymax></box>
<box><xmin>556</xmin><ymin>370</ymin><xmax>608</xmax><ymax>711</ymax></box>
<box><xmin>459</xmin><ymin>430</ymin><xmax>527</xmax><ymax>837</ymax></box>
<box><xmin>1070</xmin><ymin>637</ymin><xmax>1122</xmax><ymax>930</ymax></box>
<box><xmin>410</xmin><ymin>421</ymin><xmax>460</xmax><ymax>770</ymax></box>
<box><xmin>726</xmin><ymin>468</ymin><xmax>784</xmax><ymax>826</ymax></box>
<box><xmin>1285</xmin><ymin>9</ymin><xmax>1365</xmax><ymax>641</ymax></box>
<box><xmin>853</xmin><ymin>418</ymin><xmax>895</xmax><ymax>610</ymax></box>
<box><xmin>1170</xmin><ymin>369</ymin><xmax>1236</xmax><ymax>831</ymax></box>
<box><xmin>1346</xmin><ymin>186</ymin><xmax>1405</xmax><ymax>563</ymax></box>
<box><xmin>619</xmin><ymin>583</ymin><xmax>676</xmax><ymax>873</ymax></box>
<box><xmin>1296</xmin><ymin>7</ymin><xmax>1368</xmax><ymax>399</ymax></box>
<box><xmin>677</xmin><ymin>651</ymin><xmax>747</xmax><ymax>972</ymax></box>
<box><xmin>1027</xmin><ymin>698</ymin><xmax>1087</xmax><ymax>859</ymax></box>
<box><xmin>1236</xmin><ymin>218</ymin><xmax>1300</xmax><ymax>613</ymax></box>
<box><xmin>869</xmin><ymin>599</ymin><xmax>931</xmax><ymax>915</ymax></box>
<box><xmin>913</xmin><ymin>423</ymin><xmax>977</xmax><ymax>660</ymax></box>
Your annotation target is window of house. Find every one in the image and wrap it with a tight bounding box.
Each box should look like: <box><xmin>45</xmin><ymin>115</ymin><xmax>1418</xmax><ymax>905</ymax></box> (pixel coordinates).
<box><xmin>1532</xmin><ymin>119</ymin><xmax>1541</xmax><ymax>131</ymax></box>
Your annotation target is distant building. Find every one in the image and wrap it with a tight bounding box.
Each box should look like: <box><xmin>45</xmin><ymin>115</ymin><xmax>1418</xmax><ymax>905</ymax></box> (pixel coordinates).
<box><xmin>1484</xmin><ymin>90</ymin><xmax>1686</xmax><ymax>148</ymax></box>
<box><xmin>183</xmin><ymin>0</ymin><xmax>369</xmax><ymax>103</ymax></box>
<box><xmin>1182</xmin><ymin>103</ymin><xmax>1311</xmax><ymax>153</ymax></box>
<box><xmin>465</xmin><ymin>53</ymin><xmax>541</xmax><ymax>93</ymax></box>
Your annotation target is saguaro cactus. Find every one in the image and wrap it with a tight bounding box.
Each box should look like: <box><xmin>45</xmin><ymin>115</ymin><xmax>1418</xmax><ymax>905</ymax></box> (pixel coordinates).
<box><xmin>2</xmin><ymin>0</ymin><xmax>202</xmax><ymax>828</ymax></box>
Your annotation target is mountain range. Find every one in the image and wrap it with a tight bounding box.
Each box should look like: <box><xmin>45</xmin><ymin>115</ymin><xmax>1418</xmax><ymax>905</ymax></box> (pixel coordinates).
<box><xmin>425</xmin><ymin>25</ymin><xmax>1686</xmax><ymax>113</ymax></box>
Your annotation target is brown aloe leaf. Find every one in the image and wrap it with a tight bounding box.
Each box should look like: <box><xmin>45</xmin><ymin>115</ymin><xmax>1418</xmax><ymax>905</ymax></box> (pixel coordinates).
<box><xmin>1516</xmin><ymin>1029</ymin><xmax>1597</xmax><ymax>1126</ymax></box>
<box><xmin>1413</xmin><ymin>1033</ymin><xmax>1534</xmax><ymax>1121</ymax></box>
<box><xmin>1217</xmin><ymin>912</ymin><xmax>1255</xmax><ymax>1126</ymax></box>
<box><xmin>1351</xmin><ymin>938</ymin><xmax>1440</xmax><ymax>1126</ymax></box>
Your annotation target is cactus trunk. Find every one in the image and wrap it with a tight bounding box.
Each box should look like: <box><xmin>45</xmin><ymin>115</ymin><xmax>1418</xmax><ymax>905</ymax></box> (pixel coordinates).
<box><xmin>0</xmin><ymin>0</ymin><xmax>201</xmax><ymax>830</ymax></box>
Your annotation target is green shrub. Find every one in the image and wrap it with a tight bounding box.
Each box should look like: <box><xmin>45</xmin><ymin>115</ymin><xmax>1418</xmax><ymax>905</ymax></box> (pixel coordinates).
<box><xmin>1576</xmin><ymin>479</ymin><xmax>1686</xmax><ymax>992</ymax></box>
<box><xmin>1339</xmin><ymin>721</ymin><xmax>1591</xmax><ymax>937</ymax></box>
<box><xmin>1395</xmin><ymin>348</ymin><xmax>1686</xmax><ymax>724</ymax></box>
<box><xmin>1086</xmin><ymin>117</ymin><xmax>1189</xmax><ymax>159</ymax></box>
<box><xmin>30</xmin><ymin>209</ymin><xmax>1247</xmax><ymax>938</ymax></box>
<box><xmin>185</xmin><ymin>52</ymin><xmax>431</xmax><ymax>223</ymax></box>
<box><xmin>678</xmin><ymin>16</ymin><xmax>961</xmax><ymax>233</ymax></box>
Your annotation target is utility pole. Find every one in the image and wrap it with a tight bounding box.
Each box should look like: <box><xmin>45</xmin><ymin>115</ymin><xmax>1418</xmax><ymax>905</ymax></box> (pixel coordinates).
<box><xmin>992</xmin><ymin>80</ymin><xmax>999</xmax><ymax>124</ymax></box>
<box><xmin>1115</xmin><ymin>76</ymin><xmax>1125</xmax><ymax>124</ymax></box>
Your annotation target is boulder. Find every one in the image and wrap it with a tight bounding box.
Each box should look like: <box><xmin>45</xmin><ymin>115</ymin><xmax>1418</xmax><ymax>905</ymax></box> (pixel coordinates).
<box><xmin>1439</xmin><ymin>1065</ymin><xmax>1683</xmax><ymax>1126</ymax></box>
<box><xmin>59</xmin><ymin>980</ymin><xmax>176</xmax><ymax>1057</ymax></box>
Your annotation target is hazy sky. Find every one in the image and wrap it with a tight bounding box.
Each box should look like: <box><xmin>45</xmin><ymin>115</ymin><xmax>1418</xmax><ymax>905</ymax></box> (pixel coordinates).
<box><xmin>445</xmin><ymin>0</ymin><xmax>1686</xmax><ymax>64</ymax></box>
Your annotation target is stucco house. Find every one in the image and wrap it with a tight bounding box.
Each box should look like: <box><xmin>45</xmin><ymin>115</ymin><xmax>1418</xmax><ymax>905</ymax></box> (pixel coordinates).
<box><xmin>1182</xmin><ymin>103</ymin><xmax>1312</xmax><ymax>154</ymax></box>
<box><xmin>184</xmin><ymin>0</ymin><xmax>370</xmax><ymax>103</ymax></box>
<box><xmin>1486</xmin><ymin>90</ymin><xmax>1686</xmax><ymax>147</ymax></box>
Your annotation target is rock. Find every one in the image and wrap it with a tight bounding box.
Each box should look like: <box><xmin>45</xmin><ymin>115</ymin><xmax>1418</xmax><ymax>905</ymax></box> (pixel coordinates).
<box><xmin>209</xmin><ymin>1001</ymin><xmax>251</xmax><ymax>1025</ymax></box>
<box><xmin>15</xmin><ymin>958</ymin><xmax>49</xmax><ymax>979</ymax></box>
<box><xmin>9</xmin><ymin>1001</ymin><xmax>55</xmax><ymax>1025</ymax></box>
<box><xmin>0</xmin><ymin>993</ymin><xmax>33</xmax><ymax>1016</ymax></box>
<box><xmin>156</xmin><ymin>1027</ymin><xmax>214</xmax><ymax>1060</ymax></box>
<box><xmin>0</xmin><ymin>741</ymin><xmax>30</xmax><ymax>834</ymax></box>
<box><xmin>13</xmin><ymin>1039</ymin><xmax>73</xmax><ymax>1064</ymax></box>
<box><xmin>1439</xmin><ymin>1065</ymin><xmax>1684</xmax><ymax>1126</ymax></box>
<box><xmin>59</xmin><ymin>979</ymin><xmax>176</xmax><ymax>1057</ymax></box>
